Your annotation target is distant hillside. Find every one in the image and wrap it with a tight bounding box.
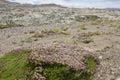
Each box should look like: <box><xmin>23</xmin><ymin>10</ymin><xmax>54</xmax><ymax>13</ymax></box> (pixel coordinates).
<box><xmin>106</xmin><ymin>8</ymin><xmax>120</xmax><ymax>10</ymax></box>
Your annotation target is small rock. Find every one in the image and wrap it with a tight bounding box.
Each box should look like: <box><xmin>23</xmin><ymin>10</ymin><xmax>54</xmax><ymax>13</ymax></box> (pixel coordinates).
<box><xmin>99</xmin><ymin>56</ymin><xmax>103</xmax><ymax>59</ymax></box>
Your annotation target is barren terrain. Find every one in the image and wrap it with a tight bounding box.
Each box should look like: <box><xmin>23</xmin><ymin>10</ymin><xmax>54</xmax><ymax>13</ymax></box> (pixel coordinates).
<box><xmin>0</xmin><ymin>0</ymin><xmax>120</xmax><ymax>80</ymax></box>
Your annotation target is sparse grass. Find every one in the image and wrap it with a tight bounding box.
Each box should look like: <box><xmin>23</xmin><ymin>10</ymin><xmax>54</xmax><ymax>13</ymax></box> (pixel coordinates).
<box><xmin>82</xmin><ymin>38</ymin><xmax>94</xmax><ymax>44</ymax></box>
<box><xmin>117</xmin><ymin>25</ymin><xmax>120</xmax><ymax>32</ymax></box>
<box><xmin>73</xmin><ymin>31</ymin><xmax>101</xmax><ymax>44</ymax></box>
<box><xmin>0</xmin><ymin>20</ymin><xmax>23</xmax><ymax>29</ymax></box>
<box><xmin>73</xmin><ymin>32</ymin><xmax>94</xmax><ymax>44</ymax></box>
<box><xmin>86</xmin><ymin>31</ymin><xmax>101</xmax><ymax>36</ymax></box>
<box><xmin>48</xmin><ymin>28</ymin><xmax>60</xmax><ymax>34</ymax></box>
<box><xmin>40</xmin><ymin>29</ymin><xmax>60</xmax><ymax>35</ymax></box>
<box><xmin>0</xmin><ymin>50</ymin><xmax>33</xmax><ymax>80</ymax></box>
<box><xmin>61</xmin><ymin>27</ymin><xmax>69</xmax><ymax>31</ymax></box>
<box><xmin>80</xmin><ymin>25</ymin><xmax>87</xmax><ymax>30</ymax></box>
<box><xmin>93</xmin><ymin>31</ymin><xmax>101</xmax><ymax>35</ymax></box>
<box><xmin>90</xmin><ymin>20</ymin><xmax>102</xmax><ymax>25</ymax></box>
<box><xmin>32</xmin><ymin>32</ymin><xmax>45</xmax><ymax>38</ymax></box>
<box><xmin>61</xmin><ymin>31</ymin><xmax>71</xmax><ymax>35</ymax></box>
<box><xmin>75</xmin><ymin>15</ymin><xmax>99</xmax><ymax>22</ymax></box>
<box><xmin>85</xmin><ymin>15</ymin><xmax>100</xmax><ymax>21</ymax></box>
<box><xmin>21</xmin><ymin>38</ymin><xmax>33</xmax><ymax>43</ymax></box>
<box><xmin>75</xmin><ymin>16</ymin><xmax>86</xmax><ymax>22</ymax></box>
<box><xmin>29</xmin><ymin>31</ymin><xmax>35</xmax><ymax>34</ymax></box>
<box><xmin>32</xmin><ymin>28</ymin><xmax>71</xmax><ymax>38</ymax></box>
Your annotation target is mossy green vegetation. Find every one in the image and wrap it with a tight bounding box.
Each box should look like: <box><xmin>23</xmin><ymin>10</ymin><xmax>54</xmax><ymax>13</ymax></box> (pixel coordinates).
<box><xmin>85</xmin><ymin>57</ymin><xmax>97</xmax><ymax>73</ymax></box>
<box><xmin>0</xmin><ymin>50</ymin><xmax>33</xmax><ymax>80</ymax></box>
<box><xmin>0</xmin><ymin>50</ymin><xmax>97</xmax><ymax>80</ymax></box>
<box><xmin>42</xmin><ymin>63</ymin><xmax>93</xmax><ymax>80</ymax></box>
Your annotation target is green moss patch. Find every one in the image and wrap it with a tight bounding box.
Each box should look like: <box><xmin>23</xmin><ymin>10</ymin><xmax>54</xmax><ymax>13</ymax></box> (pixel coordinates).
<box><xmin>0</xmin><ymin>50</ymin><xmax>33</xmax><ymax>80</ymax></box>
<box><xmin>41</xmin><ymin>63</ymin><xmax>93</xmax><ymax>80</ymax></box>
<box><xmin>0</xmin><ymin>48</ymin><xmax>98</xmax><ymax>80</ymax></box>
<box><xmin>85</xmin><ymin>57</ymin><xmax>97</xmax><ymax>73</ymax></box>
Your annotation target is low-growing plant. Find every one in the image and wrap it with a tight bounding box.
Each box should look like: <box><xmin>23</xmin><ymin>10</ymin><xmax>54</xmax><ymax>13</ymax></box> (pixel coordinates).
<box><xmin>61</xmin><ymin>31</ymin><xmax>71</xmax><ymax>35</ymax></box>
<box><xmin>48</xmin><ymin>28</ymin><xmax>60</xmax><ymax>34</ymax></box>
<box><xmin>21</xmin><ymin>38</ymin><xmax>33</xmax><ymax>43</ymax></box>
<box><xmin>75</xmin><ymin>15</ymin><xmax>100</xmax><ymax>22</ymax></box>
<box><xmin>61</xmin><ymin>27</ymin><xmax>69</xmax><ymax>31</ymax></box>
<box><xmin>117</xmin><ymin>25</ymin><xmax>120</xmax><ymax>32</ymax></box>
<box><xmin>29</xmin><ymin>31</ymin><xmax>35</xmax><ymax>34</ymax></box>
<box><xmin>0</xmin><ymin>20</ymin><xmax>23</xmax><ymax>29</ymax></box>
<box><xmin>0</xmin><ymin>44</ymin><xmax>99</xmax><ymax>80</ymax></box>
<box><xmin>32</xmin><ymin>32</ymin><xmax>45</xmax><ymax>38</ymax></box>
<box><xmin>42</xmin><ymin>63</ymin><xmax>93</xmax><ymax>80</ymax></box>
<box><xmin>85</xmin><ymin>15</ymin><xmax>100</xmax><ymax>21</ymax></box>
<box><xmin>93</xmin><ymin>31</ymin><xmax>101</xmax><ymax>35</ymax></box>
<box><xmin>82</xmin><ymin>38</ymin><xmax>94</xmax><ymax>44</ymax></box>
<box><xmin>75</xmin><ymin>15</ymin><xmax>86</xmax><ymax>22</ymax></box>
<box><xmin>73</xmin><ymin>32</ymin><xmax>94</xmax><ymax>44</ymax></box>
<box><xmin>85</xmin><ymin>57</ymin><xmax>97</xmax><ymax>73</ymax></box>
<box><xmin>0</xmin><ymin>50</ymin><xmax>34</xmax><ymax>80</ymax></box>
<box><xmin>90</xmin><ymin>20</ymin><xmax>102</xmax><ymax>25</ymax></box>
<box><xmin>33</xmin><ymin>28</ymin><xmax>71</xmax><ymax>38</ymax></box>
<box><xmin>41</xmin><ymin>29</ymin><xmax>60</xmax><ymax>35</ymax></box>
<box><xmin>80</xmin><ymin>25</ymin><xmax>87</xmax><ymax>30</ymax></box>
<box><xmin>28</xmin><ymin>44</ymin><xmax>99</xmax><ymax>80</ymax></box>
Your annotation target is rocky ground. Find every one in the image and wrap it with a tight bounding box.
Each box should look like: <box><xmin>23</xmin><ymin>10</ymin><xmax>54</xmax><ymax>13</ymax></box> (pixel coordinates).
<box><xmin>0</xmin><ymin>0</ymin><xmax>120</xmax><ymax>80</ymax></box>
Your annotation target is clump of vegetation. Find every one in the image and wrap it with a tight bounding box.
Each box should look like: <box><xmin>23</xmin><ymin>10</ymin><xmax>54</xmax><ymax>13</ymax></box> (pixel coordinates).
<box><xmin>73</xmin><ymin>31</ymin><xmax>101</xmax><ymax>44</ymax></box>
<box><xmin>0</xmin><ymin>44</ymin><xmax>99</xmax><ymax>80</ymax></box>
<box><xmin>82</xmin><ymin>38</ymin><xmax>94</xmax><ymax>44</ymax></box>
<box><xmin>85</xmin><ymin>15</ymin><xmax>100</xmax><ymax>21</ymax></box>
<box><xmin>28</xmin><ymin>44</ymin><xmax>99</xmax><ymax>80</ymax></box>
<box><xmin>90</xmin><ymin>20</ymin><xmax>102</xmax><ymax>25</ymax></box>
<box><xmin>0</xmin><ymin>50</ymin><xmax>33</xmax><ymax>80</ymax></box>
<box><xmin>32</xmin><ymin>27</ymin><xmax>71</xmax><ymax>38</ymax></box>
<box><xmin>32</xmin><ymin>32</ymin><xmax>45</xmax><ymax>38</ymax></box>
<box><xmin>0</xmin><ymin>20</ymin><xmax>23</xmax><ymax>29</ymax></box>
<box><xmin>44</xmin><ymin>28</ymin><xmax>60</xmax><ymax>35</ymax></box>
<box><xmin>29</xmin><ymin>31</ymin><xmax>35</xmax><ymax>34</ymax></box>
<box><xmin>117</xmin><ymin>25</ymin><xmax>120</xmax><ymax>32</ymax></box>
<box><xmin>61</xmin><ymin>31</ymin><xmax>71</xmax><ymax>35</ymax></box>
<box><xmin>41</xmin><ymin>27</ymin><xmax>70</xmax><ymax>35</ymax></box>
<box><xmin>75</xmin><ymin>16</ymin><xmax>86</xmax><ymax>22</ymax></box>
<box><xmin>41</xmin><ymin>63</ymin><xmax>94</xmax><ymax>80</ymax></box>
<box><xmin>93</xmin><ymin>31</ymin><xmax>101</xmax><ymax>35</ymax></box>
<box><xmin>73</xmin><ymin>32</ymin><xmax>94</xmax><ymax>44</ymax></box>
<box><xmin>21</xmin><ymin>38</ymin><xmax>33</xmax><ymax>43</ymax></box>
<box><xmin>61</xmin><ymin>27</ymin><xmax>69</xmax><ymax>31</ymax></box>
<box><xmin>75</xmin><ymin>15</ymin><xmax>100</xmax><ymax>22</ymax></box>
<box><xmin>85</xmin><ymin>57</ymin><xmax>97</xmax><ymax>73</ymax></box>
<box><xmin>80</xmin><ymin>25</ymin><xmax>87</xmax><ymax>30</ymax></box>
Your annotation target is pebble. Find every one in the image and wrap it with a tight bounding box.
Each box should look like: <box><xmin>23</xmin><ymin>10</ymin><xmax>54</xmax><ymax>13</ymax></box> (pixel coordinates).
<box><xmin>99</xmin><ymin>56</ymin><xmax>103</xmax><ymax>59</ymax></box>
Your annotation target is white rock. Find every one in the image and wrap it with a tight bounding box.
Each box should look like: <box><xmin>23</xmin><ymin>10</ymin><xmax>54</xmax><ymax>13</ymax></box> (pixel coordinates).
<box><xmin>99</xmin><ymin>56</ymin><xmax>103</xmax><ymax>59</ymax></box>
